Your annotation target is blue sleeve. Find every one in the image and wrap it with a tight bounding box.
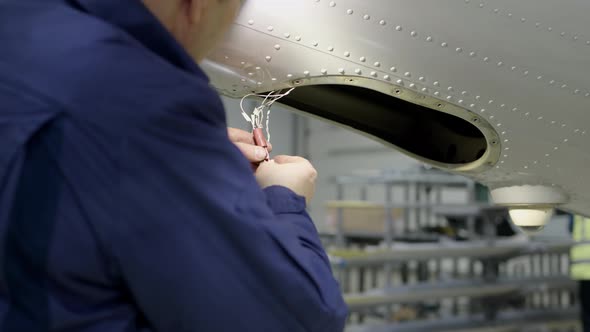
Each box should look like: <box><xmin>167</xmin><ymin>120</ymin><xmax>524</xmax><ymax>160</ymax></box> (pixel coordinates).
<box><xmin>111</xmin><ymin>101</ymin><xmax>348</xmax><ymax>332</ymax></box>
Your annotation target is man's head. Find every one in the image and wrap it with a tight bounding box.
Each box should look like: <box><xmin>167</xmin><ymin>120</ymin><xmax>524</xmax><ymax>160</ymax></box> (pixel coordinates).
<box><xmin>142</xmin><ymin>0</ymin><xmax>242</xmax><ymax>63</ymax></box>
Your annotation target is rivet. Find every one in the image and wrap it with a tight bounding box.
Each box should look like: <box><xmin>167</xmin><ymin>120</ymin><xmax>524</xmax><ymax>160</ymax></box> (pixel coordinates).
<box><xmin>507</xmin><ymin>13</ymin><xmax>513</xmax><ymax>18</ymax></box>
<box><xmin>265</xmin><ymin>56</ymin><xmax>272</xmax><ymax>62</ymax></box>
<box><xmin>295</xmin><ymin>36</ymin><xmax>302</xmax><ymax>41</ymax></box>
<box><xmin>255</xmin><ymin>66</ymin><xmax>261</xmax><ymax>70</ymax></box>
<box><xmin>448</xmin><ymin>86</ymin><xmax>454</xmax><ymax>91</ymax></box>
<box><xmin>497</xmin><ymin>61</ymin><xmax>503</xmax><ymax>67</ymax></box>
<box><xmin>396</xmin><ymin>79</ymin><xmax>403</xmax><ymax>84</ymax></box>
<box><xmin>434</xmin><ymin>91</ymin><xmax>440</xmax><ymax>96</ymax></box>
<box><xmin>549</xmin><ymin>80</ymin><xmax>555</xmax><ymax>85</ymax></box>
<box><xmin>587</xmin><ymin>41</ymin><xmax>590</xmax><ymax>45</ymax></box>
<box><xmin>248</xmin><ymin>19</ymin><xmax>254</xmax><ymax>25</ymax></box>
<box><xmin>475</xmin><ymin>95</ymin><xmax>481</xmax><ymax>100</ymax></box>
<box><xmin>347</xmin><ymin>9</ymin><xmax>353</xmax><ymax>15</ymax></box>
<box><xmin>374</xmin><ymin>62</ymin><xmax>381</xmax><ymax>67</ymax></box>
<box><xmin>479</xmin><ymin>3</ymin><xmax>484</xmax><ymax>8</ymax></box>
<box><xmin>493</xmin><ymin>8</ymin><xmax>499</xmax><ymax>13</ymax></box>
<box><xmin>240</xmin><ymin>61</ymin><xmax>246</xmax><ymax>65</ymax></box>
<box><xmin>370</xmin><ymin>71</ymin><xmax>377</xmax><ymax>77</ymax></box>
<box><xmin>500</xmin><ymin>104</ymin><xmax>505</xmax><ymax>108</ymax></box>
<box><xmin>574</xmin><ymin>89</ymin><xmax>580</xmax><ymax>94</ymax></box>
<box><xmin>551</xmin><ymin>121</ymin><xmax>556</xmax><ymax>124</ymax></box>
<box><xmin>504</xmin><ymin>139</ymin><xmax>509</xmax><ymax>143</ymax></box>
<box><xmin>355</xmin><ymin>68</ymin><xmax>362</xmax><ymax>74</ymax></box>
<box><xmin>480</xmin><ymin>108</ymin><xmax>486</xmax><ymax>112</ymax></box>
<box><xmin>564</xmin><ymin>138</ymin><xmax>569</xmax><ymax>142</ymax></box>
<box><xmin>538</xmin><ymin>116</ymin><xmax>544</xmax><ymax>120</ymax></box>
<box><xmin>548</xmin><ymin>27</ymin><xmax>553</xmax><ymax>31</ymax></box>
<box><xmin>248</xmin><ymin>72</ymin><xmax>254</xmax><ymax>76</ymax></box>
<box><xmin>327</xmin><ymin>46</ymin><xmax>334</xmax><ymax>52</ymax></box>
<box><xmin>446</xmin><ymin>95</ymin><xmax>452</xmax><ymax>100</ymax></box>
<box><xmin>462</xmin><ymin>91</ymin><xmax>468</xmax><ymax>96</ymax></box>
<box><xmin>483</xmin><ymin>57</ymin><xmax>489</xmax><ymax>62</ymax></box>
<box><xmin>433</xmin><ymin>81</ymin><xmax>440</xmax><ymax>86</ymax></box>
<box><xmin>274</xmin><ymin>44</ymin><xmax>281</xmax><ymax>50</ymax></box>
<box><xmin>470</xmin><ymin>103</ymin><xmax>476</xmax><ymax>108</ymax></box>
<box><xmin>384</xmin><ymin>75</ymin><xmax>390</xmax><ymax>80</ymax></box>
<box><xmin>241</xmin><ymin>78</ymin><xmax>247</xmax><ymax>82</ymax></box>
<box><xmin>523</xmin><ymin>71</ymin><xmax>529</xmax><ymax>76</ymax></box>
<box><xmin>338</xmin><ymin>68</ymin><xmax>345</xmax><ymax>74</ymax></box>
<box><xmin>380</xmin><ymin>20</ymin><xmax>387</xmax><ymax>26</ymax></box>
<box><xmin>287</xmin><ymin>74</ymin><xmax>293</xmax><ymax>78</ymax></box>
<box><xmin>560</xmin><ymin>32</ymin><xmax>566</xmax><ymax>37</ymax></box>
<box><xmin>426</xmin><ymin>36</ymin><xmax>433</xmax><ymax>42</ymax></box>
<box><xmin>512</xmin><ymin>107</ymin><xmax>518</xmax><ymax>112</ymax></box>
<box><xmin>360</xmin><ymin>56</ymin><xmax>366</xmax><ymax>62</ymax></box>
<box><xmin>562</xmin><ymin>124</ymin><xmax>567</xmax><ymax>127</ymax></box>
<box><xmin>421</xmin><ymin>87</ymin><xmax>428</xmax><ymax>92</ymax></box>
<box><xmin>524</xmin><ymin>166</ymin><xmax>528</xmax><ymax>169</ymax></box>
<box><xmin>504</xmin><ymin>147</ymin><xmax>510</xmax><ymax>151</ymax></box>
<box><xmin>329</xmin><ymin>1</ymin><xmax>336</xmax><ymax>7</ymax></box>
<box><xmin>304</xmin><ymin>70</ymin><xmax>310</xmax><ymax>76</ymax></box>
<box><xmin>257</xmin><ymin>82</ymin><xmax>262</xmax><ymax>86</ymax></box>
<box><xmin>458</xmin><ymin>99</ymin><xmax>464</xmax><ymax>104</ymax></box>
<box><xmin>469</xmin><ymin>51</ymin><xmax>477</xmax><ymax>57</ymax></box>
<box><xmin>224</xmin><ymin>55</ymin><xmax>230</xmax><ymax>60</ymax></box>
<box><xmin>533</xmin><ymin>161</ymin><xmax>538</xmax><ymax>164</ymax></box>
<box><xmin>395</xmin><ymin>25</ymin><xmax>403</xmax><ymax>31</ymax></box>
<box><xmin>271</xmin><ymin>78</ymin><xmax>277</xmax><ymax>81</ymax></box>
<box><xmin>410</xmin><ymin>31</ymin><xmax>418</xmax><ymax>37</ymax></box>
<box><xmin>510</xmin><ymin>66</ymin><xmax>516</xmax><ymax>71</ymax></box>
<box><xmin>321</xmin><ymin>69</ymin><xmax>328</xmax><ymax>75</ymax></box>
<box><xmin>575</xmin><ymin>129</ymin><xmax>580</xmax><ymax>133</ymax></box>
<box><xmin>284</xmin><ymin>33</ymin><xmax>291</xmax><ymax>38</ymax></box>
<box><xmin>419</xmin><ymin>76</ymin><xmax>425</xmax><ymax>82</ymax></box>
<box><xmin>344</xmin><ymin>51</ymin><xmax>350</xmax><ymax>57</ymax></box>
<box><xmin>312</xmin><ymin>41</ymin><xmax>318</xmax><ymax>47</ymax></box>
<box><xmin>456</xmin><ymin>47</ymin><xmax>463</xmax><ymax>53</ymax></box>
<box><xmin>441</xmin><ymin>42</ymin><xmax>448</xmax><ymax>47</ymax></box>
<box><xmin>267</xmin><ymin>26</ymin><xmax>274</xmax><ymax>31</ymax></box>
<box><xmin>554</xmin><ymin>146</ymin><xmax>559</xmax><ymax>150</ymax></box>
<box><xmin>561</xmin><ymin>84</ymin><xmax>567</xmax><ymax>89</ymax></box>
<box><xmin>521</xmin><ymin>18</ymin><xmax>526</xmax><ymax>22</ymax></box>
<box><xmin>404</xmin><ymin>72</ymin><xmax>411</xmax><ymax>77</ymax></box>
<box><xmin>363</xmin><ymin>14</ymin><xmax>371</xmax><ymax>20</ymax></box>
<box><xmin>535</xmin><ymin>22</ymin><xmax>541</xmax><ymax>27</ymax></box>
<box><xmin>409</xmin><ymin>83</ymin><xmax>416</xmax><ymax>88</ymax></box>
<box><xmin>390</xmin><ymin>67</ymin><xmax>397</xmax><ymax>72</ymax></box>
<box><xmin>500</xmin><ymin>161</ymin><xmax>505</xmax><ymax>164</ymax></box>
<box><xmin>497</xmin><ymin>123</ymin><xmax>502</xmax><ymax>127</ymax></box>
<box><xmin>586</xmin><ymin>93</ymin><xmax>590</xmax><ymax>97</ymax></box>
<box><xmin>525</xmin><ymin>112</ymin><xmax>530</xmax><ymax>116</ymax></box>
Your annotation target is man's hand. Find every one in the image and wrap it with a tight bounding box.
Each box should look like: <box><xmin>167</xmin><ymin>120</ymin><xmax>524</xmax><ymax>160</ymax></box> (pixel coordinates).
<box><xmin>228</xmin><ymin>127</ymin><xmax>272</xmax><ymax>163</ymax></box>
<box><xmin>255</xmin><ymin>155</ymin><xmax>317</xmax><ymax>204</ymax></box>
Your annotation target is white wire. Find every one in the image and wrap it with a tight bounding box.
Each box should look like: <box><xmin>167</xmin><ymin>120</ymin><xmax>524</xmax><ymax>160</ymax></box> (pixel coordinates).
<box><xmin>238</xmin><ymin>88</ymin><xmax>296</xmax><ymax>143</ymax></box>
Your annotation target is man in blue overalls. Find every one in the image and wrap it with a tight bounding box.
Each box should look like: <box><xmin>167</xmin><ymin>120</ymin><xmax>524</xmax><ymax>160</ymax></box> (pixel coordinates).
<box><xmin>0</xmin><ymin>1</ymin><xmax>348</xmax><ymax>331</ymax></box>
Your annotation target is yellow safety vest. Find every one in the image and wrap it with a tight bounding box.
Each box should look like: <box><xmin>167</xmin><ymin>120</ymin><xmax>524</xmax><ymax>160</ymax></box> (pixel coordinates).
<box><xmin>570</xmin><ymin>215</ymin><xmax>590</xmax><ymax>280</ymax></box>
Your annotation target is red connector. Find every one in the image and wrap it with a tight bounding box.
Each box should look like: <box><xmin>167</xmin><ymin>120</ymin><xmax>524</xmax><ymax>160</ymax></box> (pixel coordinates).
<box><xmin>253</xmin><ymin>127</ymin><xmax>270</xmax><ymax>161</ymax></box>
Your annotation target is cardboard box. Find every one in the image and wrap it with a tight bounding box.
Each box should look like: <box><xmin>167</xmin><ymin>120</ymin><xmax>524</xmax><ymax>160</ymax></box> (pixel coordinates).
<box><xmin>325</xmin><ymin>200</ymin><xmax>404</xmax><ymax>234</ymax></box>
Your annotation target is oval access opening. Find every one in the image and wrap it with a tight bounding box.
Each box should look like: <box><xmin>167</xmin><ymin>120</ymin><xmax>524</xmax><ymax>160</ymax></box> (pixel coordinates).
<box><xmin>279</xmin><ymin>84</ymin><xmax>488</xmax><ymax>165</ymax></box>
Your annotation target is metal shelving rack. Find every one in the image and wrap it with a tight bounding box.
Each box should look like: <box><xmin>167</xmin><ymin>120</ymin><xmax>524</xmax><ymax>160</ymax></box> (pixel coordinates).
<box><xmin>322</xmin><ymin>167</ymin><xmax>579</xmax><ymax>332</ymax></box>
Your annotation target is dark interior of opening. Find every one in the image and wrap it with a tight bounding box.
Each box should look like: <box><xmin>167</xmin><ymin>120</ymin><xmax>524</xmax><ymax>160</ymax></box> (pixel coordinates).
<box><xmin>279</xmin><ymin>85</ymin><xmax>488</xmax><ymax>165</ymax></box>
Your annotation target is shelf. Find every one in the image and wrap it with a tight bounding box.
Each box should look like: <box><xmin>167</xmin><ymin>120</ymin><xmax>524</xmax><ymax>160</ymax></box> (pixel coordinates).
<box><xmin>345</xmin><ymin>308</ymin><xmax>579</xmax><ymax>332</ymax></box>
<box><xmin>329</xmin><ymin>238</ymin><xmax>572</xmax><ymax>267</ymax></box>
<box><xmin>345</xmin><ymin>276</ymin><xmax>576</xmax><ymax>310</ymax></box>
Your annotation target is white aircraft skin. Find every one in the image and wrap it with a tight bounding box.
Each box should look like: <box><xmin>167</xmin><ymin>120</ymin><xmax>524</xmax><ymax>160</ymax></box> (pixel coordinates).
<box><xmin>203</xmin><ymin>0</ymin><xmax>590</xmax><ymax>224</ymax></box>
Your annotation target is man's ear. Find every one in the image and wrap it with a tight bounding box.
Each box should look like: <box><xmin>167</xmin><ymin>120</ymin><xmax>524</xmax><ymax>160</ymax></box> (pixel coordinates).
<box><xmin>186</xmin><ymin>0</ymin><xmax>209</xmax><ymax>25</ymax></box>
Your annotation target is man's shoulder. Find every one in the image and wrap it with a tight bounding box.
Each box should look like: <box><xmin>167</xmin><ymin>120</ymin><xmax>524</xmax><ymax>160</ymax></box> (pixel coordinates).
<box><xmin>0</xmin><ymin>1</ymin><xmax>220</xmax><ymax>134</ymax></box>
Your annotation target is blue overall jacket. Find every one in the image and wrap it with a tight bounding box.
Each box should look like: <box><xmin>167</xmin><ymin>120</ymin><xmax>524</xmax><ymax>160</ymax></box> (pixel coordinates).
<box><xmin>0</xmin><ymin>1</ymin><xmax>348</xmax><ymax>331</ymax></box>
